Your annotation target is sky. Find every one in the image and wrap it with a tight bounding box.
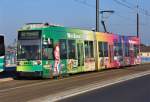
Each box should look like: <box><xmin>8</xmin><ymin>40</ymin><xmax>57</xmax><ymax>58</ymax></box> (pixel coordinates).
<box><xmin>0</xmin><ymin>0</ymin><xmax>150</xmax><ymax>46</ymax></box>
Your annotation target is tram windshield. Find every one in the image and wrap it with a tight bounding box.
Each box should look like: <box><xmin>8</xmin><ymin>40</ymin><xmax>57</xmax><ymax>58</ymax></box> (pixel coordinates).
<box><xmin>17</xmin><ymin>44</ymin><xmax>41</xmax><ymax>60</ymax></box>
<box><xmin>17</xmin><ymin>30</ymin><xmax>41</xmax><ymax>60</ymax></box>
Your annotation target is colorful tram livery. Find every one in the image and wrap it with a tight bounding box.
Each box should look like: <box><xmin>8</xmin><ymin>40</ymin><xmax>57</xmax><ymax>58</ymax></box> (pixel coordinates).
<box><xmin>0</xmin><ymin>35</ymin><xmax>5</xmax><ymax>72</ymax></box>
<box><xmin>17</xmin><ymin>24</ymin><xmax>140</xmax><ymax>78</ymax></box>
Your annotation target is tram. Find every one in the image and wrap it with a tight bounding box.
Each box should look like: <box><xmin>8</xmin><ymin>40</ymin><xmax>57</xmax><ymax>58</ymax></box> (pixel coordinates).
<box><xmin>16</xmin><ymin>23</ymin><xmax>140</xmax><ymax>78</ymax></box>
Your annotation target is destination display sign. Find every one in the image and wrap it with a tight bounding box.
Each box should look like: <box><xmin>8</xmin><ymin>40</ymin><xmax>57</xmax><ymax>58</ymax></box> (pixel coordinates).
<box><xmin>18</xmin><ymin>30</ymin><xmax>41</xmax><ymax>40</ymax></box>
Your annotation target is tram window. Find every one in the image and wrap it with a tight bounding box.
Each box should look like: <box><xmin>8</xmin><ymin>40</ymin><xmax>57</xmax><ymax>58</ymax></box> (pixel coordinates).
<box><xmin>114</xmin><ymin>42</ymin><xmax>122</xmax><ymax>56</ymax></box>
<box><xmin>104</xmin><ymin>42</ymin><xmax>108</xmax><ymax>57</ymax></box>
<box><xmin>98</xmin><ymin>42</ymin><xmax>103</xmax><ymax>57</ymax></box>
<box><xmin>89</xmin><ymin>41</ymin><xmax>94</xmax><ymax>58</ymax></box>
<box><xmin>84</xmin><ymin>41</ymin><xmax>89</xmax><ymax>58</ymax></box>
<box><xmin>84</xmin><ymin>41</ymin><xmax>94</xmax><ymax>58</ymax></box>
<box><xmin>114</xmin><ymin>42</ymin><xmax>118</xmax><ymax>56</ymax></box>
<box><xmin>68</xmin><ymin>40</ymin><xmax>76</xmax><ymax>59</ymax></box>
<box><xmin>118</xmin><ymin>43</ymin><xmax>122</xmax><ymax>56</ymax></box>
<box><xmin>134</xmin><ymin>45</ymin><xmax>139</xmax><ymax>57</ymax></box>
<box><xmin>42</xmin><ymin>46</ymin><xmax>54</xmax><ymax>60</ymax></box>
<box><xmin>42</xmin><ymin>39</ymin><xmax>54</xmax><ymax>60</ymax></box>
<box><xmin>125</xmin><ymin>43</ymin><xmax>129</xmax><ymax>57</ymax></box>
<box><xmin>60</xmin><ymin>39</ymin><xmax>67</xmax><ymax>59</ymax></box>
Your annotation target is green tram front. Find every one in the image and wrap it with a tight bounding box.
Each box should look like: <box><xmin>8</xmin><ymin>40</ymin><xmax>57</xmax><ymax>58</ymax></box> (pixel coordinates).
<box><xmin>17</xmin><ymin>30</ymin><xmax>43</xmax><ymax>77</ymax></box>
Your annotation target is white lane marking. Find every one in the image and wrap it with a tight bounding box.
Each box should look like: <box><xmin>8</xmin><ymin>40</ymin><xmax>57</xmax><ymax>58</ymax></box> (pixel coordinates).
<box><xmin>29</xmin><ymin>70</ymin><xmax>150</xmax><ymax>102</ymax></box>
<box><xmin>0</xmin><ymin>71</ymin><xmax>105</xmax><ymax>93</ymax></box>
<box><xmin>0</xmin><ymin>67</ymin><xmax>149</xmax><ymax>93</ymax></box>
<box><xmin>0</xmin><ymin>65</ymin><xmax>146</xmax><ymax>93</ymax></box>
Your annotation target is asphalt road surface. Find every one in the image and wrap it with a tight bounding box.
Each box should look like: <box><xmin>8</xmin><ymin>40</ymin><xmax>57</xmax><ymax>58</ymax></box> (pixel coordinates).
<box><xmin>0</xmin><ymin>64</ymin><xmax>150</xmax><ymax>102</ymax></box>
<box><xmin>59</xmin><ymin>74</ymin><xmax>150</xmax><ymax>102</ymax></box>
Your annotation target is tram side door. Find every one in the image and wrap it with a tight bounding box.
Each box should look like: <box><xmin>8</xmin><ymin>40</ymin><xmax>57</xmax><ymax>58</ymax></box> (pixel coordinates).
<box><xmin>129</xmin><ymin>43</ymin><xmax>135</xmax><ymax>65</ymax></box>
<box><xmin>77</xmin><ymin>42</ymin><xmax>84</xmax><ymax>67</ymax></box>
<box><xmin>98</xmin><ymin>42</ymin><xmax>105</xmax><ymax>69</ymax></box>
<box><xmin>98</xmin><ymin>42</ymin><xmax>109</xmax><ymax>69</ymax></box>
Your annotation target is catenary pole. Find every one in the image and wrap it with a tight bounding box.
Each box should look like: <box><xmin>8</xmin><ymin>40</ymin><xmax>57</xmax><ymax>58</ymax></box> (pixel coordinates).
<box><xmin>96</xmin><ymin>0</ymin><xmax>99</xmax><ymax>32</ymax></box>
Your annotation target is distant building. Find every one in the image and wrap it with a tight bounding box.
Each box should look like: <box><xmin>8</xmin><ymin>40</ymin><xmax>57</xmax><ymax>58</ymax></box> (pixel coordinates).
<box><xmin>140</xmin><ymin>44</ymin><xmax>150</xmax><ymax>63</ymax></box>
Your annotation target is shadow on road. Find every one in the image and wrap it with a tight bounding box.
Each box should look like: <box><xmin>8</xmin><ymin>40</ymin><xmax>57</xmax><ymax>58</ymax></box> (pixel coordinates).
<box><xmin>0</xmin><ymin>67</ymin><xmax>16</xmax><ymax>79</ymax></box>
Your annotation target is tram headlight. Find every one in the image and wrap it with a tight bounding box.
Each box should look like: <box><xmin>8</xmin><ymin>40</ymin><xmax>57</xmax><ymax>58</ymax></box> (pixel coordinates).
<box><xmin>33</xmin><ymin>61</ymin><xmax>37</xmax><ymax>65</ymax></box>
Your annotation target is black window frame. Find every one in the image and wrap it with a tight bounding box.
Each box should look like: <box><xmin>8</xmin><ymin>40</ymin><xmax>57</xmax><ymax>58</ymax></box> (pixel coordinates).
<box><xmin>103</xmin><ymin>42</ymin><xmax>108</xmax><ymax>57</ymax></box>
<box><xmin>84</xmin><ymin>41</ymin><xmax>94</xmax><ymax>58</ymax></box>
<box><xmin>42</xmin><ymin>39</ymin><xmax>54</xmax><ymax>60</ymax></box>
<box><xmin>125</xmin><ymin>43</ymin><xmax>129</xmax><ymax>57</ymax></box>
<box><xmin>98</xmin><ymin>41</ymin><xmax>108</xmax><ymax>57</ymax></box>
<box><xmin>114</xmin><ymin>41</ymin><xmax>122</xmax><ymax>56</ymax></box>
<box><xmin>59</xmin><ymin>39</ymin><xmax>67</xmax><ymax>59</ymax></box>
<box><xmin>98</xmin><ymin>42</ymin><xmax>104</xmax><ymax>57</ymax></box>
<box><xmin>68</xmin><ymin>40</ymin><xmax>76</xmax><ymax>59</ymax></box>
<box><xmin>134</xmin><ymin>45</ymin><xmax>139</xmax><ymax>57</ymax></box>
<box><xmin>0</xmin><ymin>36</ymin><xmax>5</xmax><ymax>56</ymax></box>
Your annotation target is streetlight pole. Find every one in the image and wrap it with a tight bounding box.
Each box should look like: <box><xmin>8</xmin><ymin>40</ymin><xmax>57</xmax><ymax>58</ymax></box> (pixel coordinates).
<box><xmin>137</xmin><ymin>12</ymin><xmax>139</xmax><ymax>38</ymax></box>
<box><xmin>137</xmin><ymin>0</ymin><xmax>139</xmax><ymax>38</ymax></box>
<box><xmin>96</xmin><ymin>0</ymin><xmax>99</xmax><ymax>32</ymax></box>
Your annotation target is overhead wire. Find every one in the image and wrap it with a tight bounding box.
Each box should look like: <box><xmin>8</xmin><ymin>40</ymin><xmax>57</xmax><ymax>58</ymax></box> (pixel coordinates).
<box><xmin>113</xmin><ymin>0</ymin><xmax>135</xmax><ymax>10</ymax></box>
<box><xmin>74</xmin><ymin>0</ymin><xmax>150</xmax><ymax>31</ymax></box>
<box><xmin>114</xmin><ymin>0</ymin><xmax>150</xmax><ymax>17</ymax></box>
<box><xmin>114</xmin><ymin>0</ymin><xmax>150</xmax><ymax>26</ymax></box>
<box><xmin>74</xmin><ymin>0</ymin><xmax>133</xmax><ymax>20</ymax></box>
<box><xmin>74</xmin><ymin>0</ymin><xmax>104</xmax><ymax>10</ymax></box>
